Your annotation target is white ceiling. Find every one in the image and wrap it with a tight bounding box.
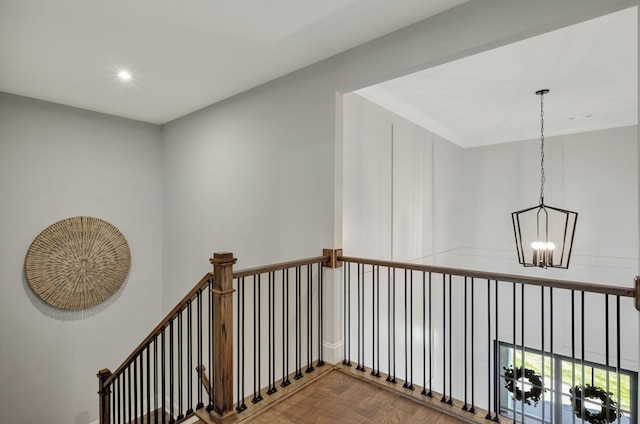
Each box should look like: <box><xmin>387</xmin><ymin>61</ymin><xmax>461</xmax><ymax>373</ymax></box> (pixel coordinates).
<box><xmin>357</xmin><ymin>6</ymin><xmax>638</xmax><ymax>148</ymax></box>
<box><xmin>0</xmin><ymin>0</ymin><xmax>467</xmax><ymax>124</ymax></box>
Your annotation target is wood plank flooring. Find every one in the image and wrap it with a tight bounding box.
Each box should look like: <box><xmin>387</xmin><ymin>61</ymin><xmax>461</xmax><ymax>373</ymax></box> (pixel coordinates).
<box><xmin>239</xmin><ymin>369</ymin><xmax>464</xmax><ymax>424</ymax></box>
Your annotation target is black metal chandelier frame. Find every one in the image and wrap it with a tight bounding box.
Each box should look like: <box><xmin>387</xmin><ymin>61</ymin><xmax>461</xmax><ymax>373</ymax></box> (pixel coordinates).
<box><xmin>511</xmin><ymin>89</ymin><xmax>578</xmax><ymax>269</ymax></box>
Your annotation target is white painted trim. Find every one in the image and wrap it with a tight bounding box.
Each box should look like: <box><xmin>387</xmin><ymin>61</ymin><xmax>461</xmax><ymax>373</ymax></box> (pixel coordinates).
<box><xmin>323</xmin><ymin>340</ymin><xmax>344</xmax><ymax>365</ymax></box>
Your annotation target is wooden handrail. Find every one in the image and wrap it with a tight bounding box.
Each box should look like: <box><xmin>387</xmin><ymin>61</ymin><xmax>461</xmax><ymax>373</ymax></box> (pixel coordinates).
<box><xmin>232</xmin><ymin>255</ymin><xmax>329</xmax><ymax>279</ymax></box>
<box><xmin>103</xmin><ymin>254</ymin><xmax>330</xmax><ymax>387</ymax></box>
<box><xmin>339</xmin><ymin>255</ymin><xmax>636</xmax><ymax>298</ymax></box>
<box><xmin>103</xmin><ymin>272</ymin><xmax>213</xmax><ymax>386</ymax></box>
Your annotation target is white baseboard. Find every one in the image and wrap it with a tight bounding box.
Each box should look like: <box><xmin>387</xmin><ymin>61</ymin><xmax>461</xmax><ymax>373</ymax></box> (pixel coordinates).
<box><xmin>323</xmin><ymin>340</ymin><xmax>344</xmax><ymax>365</ymax></box>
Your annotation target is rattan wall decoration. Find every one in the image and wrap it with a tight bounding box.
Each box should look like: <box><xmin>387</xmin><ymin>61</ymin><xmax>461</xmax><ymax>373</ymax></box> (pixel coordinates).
<box><xmin>24</xmin><ymin>216</ymin><xmax>131</xmax><ymax>310</ymax></box>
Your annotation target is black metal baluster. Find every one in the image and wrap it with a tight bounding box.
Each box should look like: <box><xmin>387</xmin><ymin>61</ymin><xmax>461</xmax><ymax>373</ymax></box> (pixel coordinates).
<box><xmin>258</xmin><ymin>274</ymin><xmax>264</xmax><ymax>396</ymax></box>
<box><xmin>408</xmin><ymin>271</ymin><xmax>415</xmax><ymax>390</ymax></box>
<box><xmin>112</xmin><ymin>375</ymin><xmax>117</xmax><ymax>424</ymax></box>
<box><xmin>267</xmin><ymin>272</ymin><xmax>273</xmax><ymax>394</ymax></box>
<box><xmin>122</xmin><ymin>374</ymin><xmax>126</xmax><ymax>424</ymax></box>
<box><xmin>376</xmin><ymin>266</ymin><xmax>380</xmax><ymax>376</ymax></box>
<box><xmin>113</xmin><ymin>376</ymin><xmax>122</xmax><ymax>424</ymax></box>
<box><xmin>448</xmin><ymin>275</ymin><xmax>453</xmax><ymax>405</ymax></box>
<box><xmin>169</xmin><ymin>319</ymin><xmax>175</xmax><ymax>423</ymax></box>
<box><xmin>196</xmin><ymin>290</ymin><xmax>203</xmax><ymax>411</ymax></box>
<box><xmin>139</xmin><ymin>353</ymin><xmax>144</xmax><ymax>423</ymax></box>
<box><xmin>441</xmin><ymin>274</ymin><xmax>447</xmax><ymax>403</ymax></box>
<box><xmin>356</xmin><ymin>263</ymin><xmax>361</xmax><ymax>370</ymax></box>
<box><xmin>387</xmin><ymin>265</ymin><xmax>391</xmax><ymax>378</ymax></box>
<box><xmin>520</xmin><ymin>284</ymin><xmax>525</xmax><ymax>423</ymax></box>
<box><xmin>237</xmin><ymin>277</ymin><xmax>247</xmax><ymax>411</ymax></box>
<box><xmin>512</xmin><ymin>281</ymin><xmax>517</xmax><ymax>422</ymax></box>
<box><xmin>428</xmin><ymin>273</ymin><xmax>433</xmax><ymax>396</ymax></box>
<box><xmin>356</xmin><ymin>263</ymin><xmax>365</xmax><ymax>371</ymax></box>
<box><xmin>177</xmin><ymin>312</ymin><xmax>183</xmax><ymax>420</ymax></box>
<box><xmin>134</xmin><ymin>358</ymin><xmax>138</xmax><ymax>423</ymax></box>
<box><xmin>469</xmin><ymin>278</ymin><xmax>476</xmax><ymax>414</ymax></box>
<box><xmin>571</xmin><ymin>290</ymin><xmax>576</xmax><ymax>424</ymax></box>
<box><xmin>186</xmin><ymin>300</ymin><xmax>193</xmax><ymax>415</ymax></box>
<box><xmin>581</xmin><ymin>291</ymin><xmax>586</xmax><ymax>422</ymax></box>
<box><xmin>371</xmin><ymin>265</ymin><xmax>380</xmax><ymax>377</ymax></box>
<box><xmin>307</xmin><ymin>265</ymin><xmax>315</xmax><ymax>373</ymax></box>
<box><xmin>387</xmin><ymin>267</ymin><xmax>397</xmax><ymax>383</ymax></box>
<box><xmin>485</xmin><ymin>279</ymin><xmax>492</xmax><ymax>421</ymax></box>
<box><xmin>146</xmin><ymin>344</ymin><xmax>151</xmax><ymax>422</ymax></box>
<box><xmin>295</xmin><ymin>267</ymin><xmax>303</xmax><ymax>380</ymax></box>
<box><xmin>493</xmin><ymin>280</ymin><xmax>499</xmax><ymax>421</ymax></box>
<box><xmin>122</xmin><ymin>372</ymin><xmax>126</xmax><ymax>424</ymax></box>
<box><xmin>253</xmin><ymin>274</ymin><xmax>264</xmax><ymax>402</ymax></box>
<box><xmin>112</xmin><ymin>376</ymin><xmax>116</xmax><ymax>424</ymax></box>
<box><xmin>121</xmin><ymin>374</ymin><xmax>125</xmax><ymax>424</ymax></box>
<box><xmin>344</xmin><ymin>262</ymin><xmax>351</xmax><ymax>367</ymax></box>
<box><xmin>208</xmin><ymin>282</ymin><xmax>214</xmax><ymax>411</ymax></box>
<box><xmin>293</xmin><ymin>267</ymin><xmax>302</xmax><ymax>380</ymax></box>
<box><xmin>541</xmin><ymin>286</ymin><xmax>545</xmax><ymax>424</ymax></box>
<box><xmin>153</xmin><ymin>335</ymin><xmax>158</xmax><ymax>423</ymax></box>
<box><xmin>406</xmin><ymin>270</ymin><xmax>414</xmax><ymax>390</ymax></box>
<box><xmin>371</xmin><ymin>264</ymin><xmax>377</xmax><ymax>376</ymax></box>
<box><xmin>318</xmin><ymin>262</ymin><xmax>325</xmax><ymax>367</ymax></box>
<box><xmin>421</xmin><ymin>272</ymin><xmax>428</xmax><ymax>396</ymax></box>
<box><xmin>462</xmin><ymin>277</ymin><xmax>469</xmax><ymax>411</ymax></box>
<box><xmin>127</xmin><ymin>364</ymin><xmax>132</xmax><ymax>424</ymax></box>
<box><xmin>550</xmin><ymin>288</ymin><xmax>554</xmax><ymax>424</ymax></box>
<box><xmin>269</xmin><ymin>272</ymin><xmax>279</xmax><ymax>392</ymax></box>
<box><xmin>616</xmin><ymin>296</ymin><xmax>621</xmax><ymax>422</ymax></box>
<box><xmin>362</xmin><ymin>264</ymin><xmax>365</xmax><ymax>372</ymax></box>
<box><xmin>411</xmin><ymin>271</ymin><xmax>414</xmax><ymax>389</ymax></box>
<box><xmin>392</xmin><ymin>268</ymin><xmax>396</xmax><ymax>382</ymax></box>
<box><xmin>403</xmin><ymin>269</ymin><xmax>409</xmax><ymax>386</ymax></box>
<box><xmin>161</xmin><ymin>329</ymin><xmax>166</xmax><ymax>424</ymax></box>
<box><xmin>605</xmin><ymin>294</ymin><xmax>610</xmax><ymax>423</ymax></box>
<box><xmin>269</xmin><ymin>271</ymin><xmax>278</xmax><ymax>382</ymax></box>
<box><xmin>282</xmin><ymin>270</ymin><xmax>291</xmax><ymax>386</ymax></box>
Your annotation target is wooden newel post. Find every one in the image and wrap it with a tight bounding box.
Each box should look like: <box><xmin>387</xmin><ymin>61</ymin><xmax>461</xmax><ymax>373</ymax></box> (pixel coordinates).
<box><xmin>210</xmin><ymin>252</ymin><xmax>238</xmax><ymax>424</ymax></box>
<box><xmin>97</xmin><ymin>368</ymin><xmax>112</xmax><ymax>424</ymax></box>
<box><xmin>635</xmin><ymin>276</ymin><xmax>640</xmax><ymax>311</ymax></box>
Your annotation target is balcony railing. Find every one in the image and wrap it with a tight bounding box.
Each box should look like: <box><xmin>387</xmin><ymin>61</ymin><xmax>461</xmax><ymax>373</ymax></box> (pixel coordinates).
<box><xmin>338</xmin><ymin>254</ymin><xmax>639</xmax><ymax>423</ymax></box>
<box><xmin>97</xmin><ymin>249</ymin><xmax>639</xmax><ymax>424</ymax></box>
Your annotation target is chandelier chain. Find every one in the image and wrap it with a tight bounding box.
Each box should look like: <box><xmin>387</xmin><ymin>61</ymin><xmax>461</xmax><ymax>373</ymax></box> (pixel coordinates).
<box><xmin>539</xmin><ymin>91</ymin><xmax>545</xmax><ymax>205</ymax></box>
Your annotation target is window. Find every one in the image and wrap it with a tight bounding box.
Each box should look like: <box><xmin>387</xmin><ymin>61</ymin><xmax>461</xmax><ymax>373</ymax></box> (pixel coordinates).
<box><xmin>498</xmin><ymin>342</ymin><xmax>637</xmax><ymax>423</ymax></box>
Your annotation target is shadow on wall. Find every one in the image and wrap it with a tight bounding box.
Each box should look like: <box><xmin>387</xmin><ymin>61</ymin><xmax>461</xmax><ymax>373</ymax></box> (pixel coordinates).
<box><xmin>22</xmin><ymin>271</ymin><xmax>128</xmax><ymax>321</ymax></box>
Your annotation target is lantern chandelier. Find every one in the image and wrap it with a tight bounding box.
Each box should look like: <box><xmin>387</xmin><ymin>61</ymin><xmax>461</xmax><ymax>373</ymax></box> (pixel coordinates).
<box><xmin>511</xmin><ymin>89</ymin><xmax>578</xmax><ymax>269</ymax></box>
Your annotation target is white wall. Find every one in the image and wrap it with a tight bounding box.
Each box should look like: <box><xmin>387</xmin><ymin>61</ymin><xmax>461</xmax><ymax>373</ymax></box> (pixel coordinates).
<box><xmin>342</xmin><ymin>92</ymin><xmax>462</xmax><ymax>264</ymax></box>
<box><xmin>0</xmin><ymin>93</ymin><xmax>164</xmax><ymax>424</ymax></box>
<box><xmin>161</xmin><ymin>76</ymin><xmax>336</xmax><ymax>311</ymax></box>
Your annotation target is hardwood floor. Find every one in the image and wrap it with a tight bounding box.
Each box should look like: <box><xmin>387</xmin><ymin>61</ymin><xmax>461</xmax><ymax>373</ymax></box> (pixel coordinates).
<box><xmin>239</xmin><ymin>369</ymin><xmax>464</xmax><ymax>424</ymax></box>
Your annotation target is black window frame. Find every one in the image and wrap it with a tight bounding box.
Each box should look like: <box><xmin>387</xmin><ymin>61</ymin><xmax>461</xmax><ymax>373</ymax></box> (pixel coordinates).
<box><xmin>497</xmin><ymin>340</ymin><xmax>638</xmax><ymax>424</ymax></box>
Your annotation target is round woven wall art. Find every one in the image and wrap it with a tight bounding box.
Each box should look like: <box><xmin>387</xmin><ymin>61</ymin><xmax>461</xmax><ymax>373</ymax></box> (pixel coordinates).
<box><xmin>24</xmin><ymin>216</ymin><xmax>131</xmax><ymax>310</ymax></box>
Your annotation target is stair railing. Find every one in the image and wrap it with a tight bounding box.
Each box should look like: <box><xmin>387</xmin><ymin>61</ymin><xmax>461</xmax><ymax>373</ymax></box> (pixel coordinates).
<box><xmin>97</xmin><ymin>253</ymin><xmax>238</xmax><ymax>424</ymax></box>
<box><xmin>97</xmin><ymin>251</ymin><xmax>330</xmax><ymax>424</ymax></box>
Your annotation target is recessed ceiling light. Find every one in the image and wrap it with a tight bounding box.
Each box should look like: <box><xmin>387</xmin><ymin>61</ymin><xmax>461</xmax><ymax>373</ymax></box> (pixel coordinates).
<box><xmin>118</xmin><ymin>71</ymin><xmax>132</xmax><ymax>80</ymax></box>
